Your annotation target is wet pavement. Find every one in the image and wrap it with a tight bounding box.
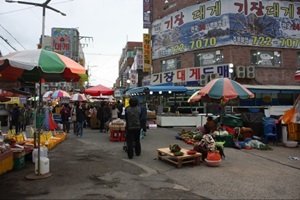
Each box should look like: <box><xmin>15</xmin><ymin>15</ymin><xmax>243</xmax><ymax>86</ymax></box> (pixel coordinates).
<box><xmin>0</xmin><ymin>125</ymin><xmax>299</xmax><ymax>199</ymax></box>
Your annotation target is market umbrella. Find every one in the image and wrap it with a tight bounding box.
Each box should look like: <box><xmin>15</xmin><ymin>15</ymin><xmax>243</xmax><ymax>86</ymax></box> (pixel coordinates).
<box><xmin>294</xmin><ymin>70</ymin><xmax>300</xmax><ymax>81</ymax></box>
<box><xmin>187</xmin><ymin>90</ymin><xmax>202</xmax><ymax>103</ymax></box>
<box><xmin>70</xmin><ymin>93</ymin><xmax>87</xmax><ymax>101</ymax></box>
<box><xmin>83</xmin><ymin>84</ymin><xmax>114</xmax><ymax>96</ymax></box>
<box><xmin>43</xmin><ymin>91</ymin><xmax>53</xmax><ymax>98</ymax></box>
<box><xmin>192</xmin><ymin>77</ymin><xmax>254</xmax><ymax>102</ymax></box>
<box><xmin>0</xmin><ymin>49</ymin><xmax>87</xmax><ymax>177</ymax></box>
<box><xmin>51</xmin><ymin>89</ymin><xmax>70</xmax><ymax>99</ymax></box>
<box><xmin>0</xmin><ymin>49</ymin><xmax>87</xmax><ymax>82</ymax></box>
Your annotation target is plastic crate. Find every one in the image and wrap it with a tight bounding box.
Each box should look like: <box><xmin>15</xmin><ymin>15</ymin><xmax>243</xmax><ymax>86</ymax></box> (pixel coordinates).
<box><xmin>13</xmin><ymin>156</ymin><xmax>25</xmax><ymax>170</ymax></box>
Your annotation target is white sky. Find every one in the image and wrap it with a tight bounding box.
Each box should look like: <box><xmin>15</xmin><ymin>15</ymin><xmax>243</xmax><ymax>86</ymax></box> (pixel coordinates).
<box><xmin>0</xmin><ymin>0</ymin><xmax>148</xmax><ymax>88</ymax></box>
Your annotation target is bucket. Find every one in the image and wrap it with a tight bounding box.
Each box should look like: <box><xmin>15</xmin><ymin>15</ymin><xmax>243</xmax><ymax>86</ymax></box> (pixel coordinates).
<box><xmin>35</xmin><ymin>157</ymin><xmax>50</xmax><ymax>175</ymax></box>
<box><xmin>32</xmin><ymin>147</ymin><xmax>48</xmax><ymax>163</ymax></box>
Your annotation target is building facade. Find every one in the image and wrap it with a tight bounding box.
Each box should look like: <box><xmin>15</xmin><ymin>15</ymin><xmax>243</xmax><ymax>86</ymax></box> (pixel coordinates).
<box><xmin>141</xmin><ymin>0</ymin><xmax>300</xmax><ymax>109</ymax></box>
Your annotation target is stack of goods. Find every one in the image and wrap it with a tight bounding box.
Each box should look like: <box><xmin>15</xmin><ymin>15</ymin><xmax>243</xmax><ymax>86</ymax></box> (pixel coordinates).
<box><xmin>109</xmin><ymin>119</ymin><xmax>126</xmax><ymax>131</ymax></box>
<box><xmin>0</xmin><ymin>139</ymin><xmax>13</xmax><ymax>174</ymax></box>
<box><xmin>176</xmin><ymin>129</ymin><xmax>203</xmax><ymax>145</ymax></box>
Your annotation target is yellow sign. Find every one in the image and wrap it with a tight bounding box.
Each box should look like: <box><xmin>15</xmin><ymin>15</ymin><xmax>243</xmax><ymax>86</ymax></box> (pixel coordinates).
<box><xmin>125</xmin><ymin>98</ymin><xmax>129</xmax><ymax>108</ymax></box>
<box><xmin>143</xmin><ymin>33</ymin><xmax>152</xmax><ymax>72</ymax></box>
<box><xmin>1</xmin><ymin>97</ymin><xmax>20</xmax><ymax>104</ymax></box>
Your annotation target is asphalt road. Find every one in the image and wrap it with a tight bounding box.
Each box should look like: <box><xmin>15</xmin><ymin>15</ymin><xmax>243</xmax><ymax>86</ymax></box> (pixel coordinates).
<box><xmin>0</xmin><ymin>125</ymin><xmax>300</xmax><ymax>199</ymax></box>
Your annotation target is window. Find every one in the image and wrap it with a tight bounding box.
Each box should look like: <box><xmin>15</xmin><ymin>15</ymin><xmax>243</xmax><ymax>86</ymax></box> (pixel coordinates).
<box><xmin>161</xmin><ymin>57</ymin><xmax>181</xmax><ymax>72</ymax></box>
<box><xmin>194</xmin><ymin>50</ymin><xmax>223</xmax><ymax>67</ymax></box>
<box><xmin>250</xmin><ymin>50</ymin><xmax>281</xmax><ymax>67</ymax></box>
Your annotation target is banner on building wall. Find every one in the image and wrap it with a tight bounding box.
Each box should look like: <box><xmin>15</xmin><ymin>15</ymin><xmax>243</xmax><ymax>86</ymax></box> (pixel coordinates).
<box><xmin>143</xmin><ymin>0</ymin><xmax>152</xmax><ymax>29</ymax></box>
<box><xmin>143</xmin><ymin>33</ymin><xmax>152</xmax><ymax>72</ymax></box>
<box><xmin>52</xmin><ymin>28</ymin><xmax>79</xmax><ymax>60</ymax></box>
<box><xmin>151</xmin><ymin>0</ymin><xmax>300</xmax><ymax>59</ymax></box>
<box><xmin>150</xmin><ymin>63</ymin><xmax>231</xmax><ymax>85</ymax></box>
<box><xmin>129</xmin><ymin>70</ymin><xmax>138</xmax><ymax>88</ymax></box>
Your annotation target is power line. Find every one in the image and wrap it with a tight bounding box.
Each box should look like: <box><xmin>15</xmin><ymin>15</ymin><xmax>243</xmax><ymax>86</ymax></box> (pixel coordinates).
<box><xmin>0</xmin><ymin>24</ymin><xmax>26</xmax><ymax>50</ymax></box>
<box><xmin>0</xmin><ymin>35</ymin><xmax>17</xmax><ymax>51</ymax></box>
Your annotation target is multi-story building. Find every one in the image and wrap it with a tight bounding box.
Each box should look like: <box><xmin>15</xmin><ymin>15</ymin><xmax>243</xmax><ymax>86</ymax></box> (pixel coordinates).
<box><xmin>139</xmin><ymin>0</ymin><xmax>300</xmax><ymax>112</ymax></box>
<box><xmin>114</xmin><ymin>42</ymin><xmax>143</xmax><ymax>100</ymax></box>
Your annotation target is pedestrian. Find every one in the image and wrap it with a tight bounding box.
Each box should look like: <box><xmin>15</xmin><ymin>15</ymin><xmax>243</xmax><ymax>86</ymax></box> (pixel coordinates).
<box><xmin>125</xmin><ymin>97</ymin><xmax>142</xmax><ymax>159</ymax></box>
<box><xmin>116</xmin><ymin>100</ymin><xmax>123</xmax><ymax>118</ymax></box>
<box><xmin>60</xmin><ymin>104</ymin><xmax>71</xmax><ymax>133</ymax></box>
<box><xmin>9</xmin><ymin>103</ymin><xmax>20</xmax><ymax>133</ymax></box>
<box><xmin>19</xmin><ymin>107</ymin><xmax>27</xmax><ymax>132</ymax></box>
<box><xmin>97</xmin><ymin>101</ymin><xmax>105</xmax><ymax>132</ymax></box>
<box><xmin>111</xmin><ymin>104</ymin><xmax>119</xmax><ymax>120</ymax></box>
<box><xmin>103</xmin><ymin>102</ymin><xmax>111</xmax><ymax>132</ymax></box>
<box><xmin>75</xmin><ymin>101</ymin><xmax>86</xmax><ymax>137</ymax></box>
<box><xmin>140</xmin><ymin>102</ymin><xmax>147</xmax><ymax>136</ymax></box>
<box><xmin>70</xmin><ymin>102</ymin><xmax>78</xmax><ymax>134</ymax></box>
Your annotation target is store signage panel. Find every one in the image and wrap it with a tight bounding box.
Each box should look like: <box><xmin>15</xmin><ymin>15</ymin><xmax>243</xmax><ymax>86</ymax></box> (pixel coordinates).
<box><xmin>151</xmin><ymin>0</ymin><xmax>300</xmax><ymax>59</ymax></box>
<box><xmin>52</xmin><ymin>28</ymin><xmax>77</xmax><ymax>59</ymax></box>
<box><xmin>150</xmin><ymin>64</ymin><xmax>231</xmax><ymax>85</ymax></box>
<box><xmin>143</xmin><ymin>0</ymin><xmax>152</xmax><ymax>29</ymax></box>
<box><xmin>143</xmin><ymin>34</ymin><xmax>152</xmax><ymax>72</ymax></box>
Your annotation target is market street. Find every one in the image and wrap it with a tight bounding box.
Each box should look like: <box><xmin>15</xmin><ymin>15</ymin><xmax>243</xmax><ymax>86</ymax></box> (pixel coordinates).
<box><xmin>1</xmin><ymin>126</ymin><xmax>300</xmax><ymax>199</ymax></box>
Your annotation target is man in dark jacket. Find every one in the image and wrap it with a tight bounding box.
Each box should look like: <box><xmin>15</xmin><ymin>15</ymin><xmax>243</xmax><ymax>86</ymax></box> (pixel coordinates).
<box><xmin>10</xmin><ymin>103</ymin><xmax>20</xmax><ymax>133</ymax></box>
<box><xmin>125</xmin><ymin>97</ymin><xmax>141</xmax><ymax>159</ymax></box>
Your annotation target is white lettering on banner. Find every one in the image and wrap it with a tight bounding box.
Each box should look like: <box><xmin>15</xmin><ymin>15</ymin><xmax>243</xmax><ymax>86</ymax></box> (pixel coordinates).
<box><xmin>150</xmin><ymin>64</ymin><xmax>231</xmax><ymax>85</ymax></box>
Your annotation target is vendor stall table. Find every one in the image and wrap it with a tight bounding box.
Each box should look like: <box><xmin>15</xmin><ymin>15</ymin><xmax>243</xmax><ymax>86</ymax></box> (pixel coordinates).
<box><xmin>156</xmin><ymin>148</ymin><xmax>202</xmax><ymax>168</ymax></box>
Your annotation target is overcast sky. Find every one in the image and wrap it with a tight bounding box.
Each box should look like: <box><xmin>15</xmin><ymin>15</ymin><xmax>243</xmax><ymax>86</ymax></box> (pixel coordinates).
<box><xmin>0</xmin><ymin>0</ymin><xmax>148</xmax><ymax>88</ymax></box>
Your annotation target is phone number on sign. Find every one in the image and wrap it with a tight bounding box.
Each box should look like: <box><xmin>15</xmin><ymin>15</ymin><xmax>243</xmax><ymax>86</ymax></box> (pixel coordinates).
<box><xmin>170</xmin><ymin>37</ymin><xmax>217</xmax><ymax>54</ymax></box>
<box><xmin>252</xmin><ymin>36</ymin><xmax>300</xmax><ymax>48</ymax></box>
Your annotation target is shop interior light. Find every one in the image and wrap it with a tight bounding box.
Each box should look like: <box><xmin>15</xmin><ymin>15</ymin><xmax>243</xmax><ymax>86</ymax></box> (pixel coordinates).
<box><xmin>168</xmin><ymin>91</ymin><xmax>172</xmax><ymax>94</ymax></box>
<box><xmin>159</xmin><ymin>91</ymin><xmax>162</xmax><ymax>94</ymax></box>
<box><xmin>149</xmin><ymin>91</ymin><xmax>153</xmax><ymax>95</ymax></box>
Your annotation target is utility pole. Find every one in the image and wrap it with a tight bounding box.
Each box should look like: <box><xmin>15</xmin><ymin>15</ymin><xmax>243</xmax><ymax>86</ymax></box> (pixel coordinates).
<box><xmin>5</xmin><ymin>0</ymin><xmax>66</xmax><ymax>48</ymax></box>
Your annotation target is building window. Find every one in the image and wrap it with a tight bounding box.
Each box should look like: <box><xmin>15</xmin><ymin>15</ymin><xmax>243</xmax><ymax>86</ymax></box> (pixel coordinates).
<box><xmin>194</xmin><ymin>50</ymin><xmax>223</xmax><ymax>67</ymax></box>
<box><xmin>250</xmin><ymin>50</ymin><xmax>281</xmax><ymax>67</ymax></box>
<box><xmin>161</xmin><ymin>57</ymin><xmax>181</xmax><ymax>72</ymax></box>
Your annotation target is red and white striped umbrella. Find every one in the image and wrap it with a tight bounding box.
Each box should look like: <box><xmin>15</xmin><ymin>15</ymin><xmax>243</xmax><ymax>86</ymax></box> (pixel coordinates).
<box><xmin>43</xmin><ymin>91</ymin><xmax>53</xmax><ymax>98</ymax></box>
<box><xmin>52</xmin><ymin>89</ymin><xmax>70</xmax><ymax>99</ymax></box>
<box><xmin>70</xmin><ymin>93</ymin><xmax>87</xmax><ymax>101</ymax></box>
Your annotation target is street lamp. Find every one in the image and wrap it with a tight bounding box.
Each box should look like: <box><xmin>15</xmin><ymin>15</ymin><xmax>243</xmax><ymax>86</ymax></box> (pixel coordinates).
<box><xmin>5</xmin><ymin>0</ymin><xmax>66</xmax><ymax>48</ymax></box>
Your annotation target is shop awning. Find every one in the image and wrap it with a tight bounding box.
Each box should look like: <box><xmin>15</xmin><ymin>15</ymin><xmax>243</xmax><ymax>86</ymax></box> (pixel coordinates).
<box><xmin>125</xmin><ymin>86</ymin><xmax>187</xmax><ymax>96</ymax></box>
<box><xmin>242</xmin><ymin>84</ymin><xmax>300</xmax><ymax>94</ymax></box>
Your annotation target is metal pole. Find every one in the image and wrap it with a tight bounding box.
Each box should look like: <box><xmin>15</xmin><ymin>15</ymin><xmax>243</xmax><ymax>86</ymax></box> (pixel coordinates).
<box><xmin>41</xmin><ymin>6</ymin><xmax>46</xmax><ymax>48</ymax></box>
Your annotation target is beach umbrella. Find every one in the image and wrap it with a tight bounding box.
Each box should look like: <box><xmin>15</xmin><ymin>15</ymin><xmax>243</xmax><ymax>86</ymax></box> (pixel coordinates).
<box><xmin>43</xmin><ymin>91</ymin><xmax>53</xmax><ymax>98</ymax></box>
<box><xmin>187</xmin><ymin>91</ymin><xmax>202</xmax><ymax>103</ymax></box>
<box><xmin>51</xmin><ymin>89</ymin><xmax>70</xmax><ymax>99</ymax></box>
<box><xmin>0</xmin><ymin>49</ymin><xmax>86</xmax><ymax>176</ymax></box>
<box><xmin>70</xmin><ymin>93</ymin><xmax>87</xmax><ymax>101</ymax></box>
<box><xmin>190</xmin><ymin>77</ymin><xmax>254</xmax><ymax>102</ymax></box>
<box><xmin>83</xmin><ymin>84</ymin><xmax>114</xmax><ymax>96</ymax></box>
<box><xmin>0</xmin><ymin>49</ymin><xmax>87</xmax><ymax>82</ymax></box>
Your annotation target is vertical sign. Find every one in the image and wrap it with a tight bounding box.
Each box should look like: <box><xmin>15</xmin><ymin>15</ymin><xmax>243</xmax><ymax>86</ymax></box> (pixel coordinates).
<box><xmin>143</xmin><ymin>33</ymin><xmax>152</xmax><ymax>72</ymax></box>
<box><xmin>143</xmin><ymin>0</ymin><xmax>152</xmax><ymax>29</ymax></box>
<box><xmin>51</xmin><ymin>28</ymin><xmax>74</xmax><ymax>59</ymax></box>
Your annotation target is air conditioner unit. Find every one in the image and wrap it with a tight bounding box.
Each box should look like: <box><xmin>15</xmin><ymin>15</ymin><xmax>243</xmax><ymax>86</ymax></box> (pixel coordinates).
<box><xmin>236</xmin><ymin>66</ymin><xmax>245</xmax><ymax>78</ymax></box>
<box><xmin>209</xmin><ymin>73</ymin><xmax>219</xmax><ymax>80</ymax></box>
<box><xmin>199</xmin><ymin>74</ymin><xmax>208</xmax><ymax>86</ymax></box>
<box><xmin>247</xmin><ymin>66</ymin><xmax>255</xmax><ymax>78</ymax></box>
